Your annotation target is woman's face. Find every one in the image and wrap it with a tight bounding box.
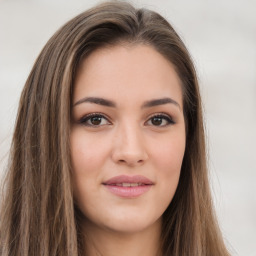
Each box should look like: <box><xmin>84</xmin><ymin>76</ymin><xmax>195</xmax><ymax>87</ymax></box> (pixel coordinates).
<box><xmin>71</xmin><ymin>44</ymin><xmax>186</xmax><ymax>234</ymax></box>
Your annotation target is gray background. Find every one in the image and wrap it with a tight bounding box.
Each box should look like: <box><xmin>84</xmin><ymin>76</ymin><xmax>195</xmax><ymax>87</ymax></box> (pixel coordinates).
<box><xmin>0</xmin><ymin>0</ymin><xmax>255</xmax><ymax>255</ymax></box>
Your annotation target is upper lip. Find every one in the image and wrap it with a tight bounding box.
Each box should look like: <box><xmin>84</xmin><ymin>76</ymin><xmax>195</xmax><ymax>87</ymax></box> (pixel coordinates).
<box><xmin>103</xmin><ymin>175</ymin><xmax>154</xmax><ymax>185</ymax></box>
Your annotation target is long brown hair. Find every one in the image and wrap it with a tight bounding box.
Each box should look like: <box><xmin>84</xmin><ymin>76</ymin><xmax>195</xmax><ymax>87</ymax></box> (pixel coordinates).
<box><xmin>0</xmin><ymin>1</ymin><xmax>230</xmax><ymax>255</ymax></box>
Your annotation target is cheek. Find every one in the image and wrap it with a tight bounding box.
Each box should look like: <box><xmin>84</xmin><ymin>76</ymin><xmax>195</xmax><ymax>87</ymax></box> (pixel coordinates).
<box><xmin>70</xmin><ymin>130</ymin><xmax>108</xmax><ymax>174</ymax></box>
<box><xmin>70</xmin><ymin>130</ymin><xmax>104</xmax><ymax>198</ymax></box>
<box><xmin>152</xmin><ymin>131</ymin><xmax>185</xmax><ymax>172</ymax></box>
<box><xmin>151</xmin><ymin>131</ymin><xmax>186</xmax><ymax>199</ymax></box>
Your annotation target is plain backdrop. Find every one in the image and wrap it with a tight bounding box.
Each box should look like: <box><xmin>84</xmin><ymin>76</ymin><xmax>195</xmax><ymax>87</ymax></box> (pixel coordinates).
<box><xmin>0</xmin><ymin>0</ymin><xmax>256</xmax><ymax>255</ymax></box>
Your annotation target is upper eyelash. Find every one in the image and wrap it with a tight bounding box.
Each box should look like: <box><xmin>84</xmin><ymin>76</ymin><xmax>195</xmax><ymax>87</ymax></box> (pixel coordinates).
<box><xmin>78</xmin><ymin>112</ymin><xmax>175</xmax><ymax>126</ymax></box>
<box><xmin>79</xmin><ymin>113</ymin><xmax>110</xmax><ymax>125</ymax></box>
<box><xmin>147</xmin><ymin>113</ymin><xmax>175</xmax><ymax>125</ymax></box>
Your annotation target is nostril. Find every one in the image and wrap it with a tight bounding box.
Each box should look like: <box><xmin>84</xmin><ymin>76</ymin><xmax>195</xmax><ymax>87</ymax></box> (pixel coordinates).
<box><xmin>117</xmin><ymin>158</ymin><xmax>144</xmax><ymax>165</ymax></box>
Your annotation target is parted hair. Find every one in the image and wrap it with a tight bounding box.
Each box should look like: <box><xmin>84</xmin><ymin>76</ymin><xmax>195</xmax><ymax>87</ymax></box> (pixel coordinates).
<box><xmin>0</xmin><ymin>1</ymin><xmax>230</xmax><ymax>255</ymax></box>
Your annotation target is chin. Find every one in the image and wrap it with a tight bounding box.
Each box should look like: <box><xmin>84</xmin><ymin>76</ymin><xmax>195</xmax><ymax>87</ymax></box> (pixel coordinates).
<box><xmin>98</xmin><ymin>213</ymin><xmax>162</xmax><ymax>234</ymax></box>
<box><xmin>78</xmin><ymin>198</ymin><xmax>165</xmax><ymax>235</ymax></box>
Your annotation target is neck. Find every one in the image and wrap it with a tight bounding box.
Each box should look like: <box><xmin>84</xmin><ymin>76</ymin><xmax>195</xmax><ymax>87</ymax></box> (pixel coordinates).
<box><xmin>82</xmin><ymin>219</ymin><xmax>162</xmax><ymax>256</ymax></box>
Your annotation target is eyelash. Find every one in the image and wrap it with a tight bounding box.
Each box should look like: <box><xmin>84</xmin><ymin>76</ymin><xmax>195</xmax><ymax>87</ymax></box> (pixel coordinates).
<box><xmin>145</xmin><ymin>113</ymin><xmax>175</xmax><ymax>127</ymax></box>
<box><xmin>78</xmin><ymin>112</ymin><xmax>175</xmax><ymax>127</ymax></box>
<box><xmin>79</xmin><ymin>113</ymin><xmax>111</xmax><ymax>127</ymax></box>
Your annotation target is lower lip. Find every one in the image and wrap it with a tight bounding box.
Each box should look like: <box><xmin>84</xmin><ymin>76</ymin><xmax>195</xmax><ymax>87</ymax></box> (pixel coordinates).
<box><xmin>104</xmin><ymin>185</ymin><xmax>152</xmax><ymax>198</ymax></box>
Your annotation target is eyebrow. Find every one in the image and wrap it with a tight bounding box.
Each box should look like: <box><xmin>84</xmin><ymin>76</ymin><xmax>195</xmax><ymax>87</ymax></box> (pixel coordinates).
<box><xmin>73</xmin><ymin>97</ymin><xmax>116</xmax><ymax>107</ymax></box>
<box><xmin>142</xmin><ymin>97</ymin><xmax>181</xmax><ymax>110</ymax></box>
<box><xmin>73</xmin><ymin>96</ymin><xmax>181</xmax><ymax>110</ymax></box>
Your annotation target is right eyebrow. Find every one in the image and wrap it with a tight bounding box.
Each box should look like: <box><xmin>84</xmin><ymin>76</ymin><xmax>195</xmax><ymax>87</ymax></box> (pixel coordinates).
<box><xmin>73</xmin><ymin>97</ymin><xmax>116</xmax><ymax>108</ymax></box>
<box><xmin>142</xmin><ymin>97</ymin><xmax>181</xmax><ymax>110</ymax></box>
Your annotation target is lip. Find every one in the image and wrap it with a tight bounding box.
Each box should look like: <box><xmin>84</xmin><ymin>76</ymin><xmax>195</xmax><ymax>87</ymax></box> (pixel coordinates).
<box><xmin>102</xmin><ymin>175</ymin><xmax>154</xmax><ymax>198</ymax></box>
<box><xmin>103</xmin><ymin>175</ymin><xmax>154</xmax><ymax>185</ymax></box>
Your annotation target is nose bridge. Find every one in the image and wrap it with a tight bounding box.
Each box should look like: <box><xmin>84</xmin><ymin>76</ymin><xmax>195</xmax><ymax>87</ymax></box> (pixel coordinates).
<box><xmin>120</xmin><ymin>122</ymin><xmax>141</xmax><ymax>149</ymax></box>
<box><xmin>112</xmin><ymin>120</ymin><xmax>148</xmax><ymax>166</ymax></box>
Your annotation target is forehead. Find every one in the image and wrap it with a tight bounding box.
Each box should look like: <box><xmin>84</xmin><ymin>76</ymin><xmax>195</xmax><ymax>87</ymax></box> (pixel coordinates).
<box><xmin>73</xmin><ymin>44</ymin><xmax>183</xmax><ymax>108</ymax></box>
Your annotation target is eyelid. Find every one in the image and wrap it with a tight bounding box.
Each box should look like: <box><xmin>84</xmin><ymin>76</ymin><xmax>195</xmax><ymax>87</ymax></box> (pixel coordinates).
<box><xmin>77</xmin><ymin>112</ymin><xmax>175</xmax><ymax>127</ymax></box>
<box><xmin>79</xmin><ymin>112</ymin><xmax>112</xmax><ymax>126</ymax></box>
<box><xmin>145</xmin><ymin>112</ymin><xmax>175</xmax><ymax>126</ymax></box>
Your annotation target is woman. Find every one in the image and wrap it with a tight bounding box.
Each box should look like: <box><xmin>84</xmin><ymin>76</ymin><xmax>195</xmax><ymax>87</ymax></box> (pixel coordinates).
<box><xmin>0</xmin><ymin>1</ymin><xmax>231</xmax><ymax>256</ymax></box>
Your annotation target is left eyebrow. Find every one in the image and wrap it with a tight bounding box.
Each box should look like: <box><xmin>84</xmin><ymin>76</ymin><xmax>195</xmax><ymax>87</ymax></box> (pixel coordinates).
<box><xmin>141</xmin><ymin>97</ymin><xmax>181</xmax><ymax>110</ymax></box>
<box><xmin>73</xmin><ymin>97</ymin><xmax>116</xmax><ymax>108</ymax></box>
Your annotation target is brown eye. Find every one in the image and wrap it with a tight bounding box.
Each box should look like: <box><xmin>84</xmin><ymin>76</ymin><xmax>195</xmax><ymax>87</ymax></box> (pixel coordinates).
<box><xmin>80</xmin><ymin>114</ymin><xmax>110</xmax><ymax>127</ymax></box>
<box><xmin>90</xmin><ymin>116</ymin><xmax>103</xmax><ymax>125</ymax></box>
<box><xmin>146</xmin><ymin>114</ymin><xmax>175</xmax><ymax>127</ymax></box>
<box><xmin>151</xmin><ymin>116</ymin><xmax>163</xmax><ymax>126</ymax></box>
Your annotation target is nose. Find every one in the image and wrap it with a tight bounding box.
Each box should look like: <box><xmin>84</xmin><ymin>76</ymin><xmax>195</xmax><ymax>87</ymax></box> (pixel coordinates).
<box><xmin>111</xmin><ymin>124</ymin><xmax>148</xmax><ymax>167</ymax></box>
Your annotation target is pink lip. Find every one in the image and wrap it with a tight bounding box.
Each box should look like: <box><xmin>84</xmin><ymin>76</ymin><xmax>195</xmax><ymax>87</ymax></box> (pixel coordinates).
<box><xmin>103</xmin><ymin>175</ymin><xmax>154</xmax><ymax>185</ymax></box>
<box><xmin>102</xmin><ymin>175</ymin><xmax>153</xmax><ymax>198</ymax></box>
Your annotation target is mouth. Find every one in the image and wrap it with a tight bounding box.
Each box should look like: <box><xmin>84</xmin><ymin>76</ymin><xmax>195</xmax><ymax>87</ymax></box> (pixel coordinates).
<box><xmin>108</xmin><ymin>182</ymin><xmax>148</xmax><ymax>187</ymax></box>
<box><xmin>102</xmin><ymin>175</ymin><xmax>153</xmax><ymax>198</ymax></box>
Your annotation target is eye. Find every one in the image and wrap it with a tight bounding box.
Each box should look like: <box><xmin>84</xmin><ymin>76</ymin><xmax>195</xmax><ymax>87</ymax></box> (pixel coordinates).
<box><xmin>79</xmin><ymin>113</ymin><xmax>111</xmax><ymax>127</ymax></box>
<box><xmin>145</xmin><ymin>114</ymin><xmax>175</xmax><ymax>127</ymax></box>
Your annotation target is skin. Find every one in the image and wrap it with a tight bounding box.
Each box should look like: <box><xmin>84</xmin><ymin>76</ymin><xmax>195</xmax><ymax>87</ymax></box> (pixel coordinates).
<box><xmin>70</xmin><ymin>44</ymin><xmax>186</xmax><ymax>256</ymax></box>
